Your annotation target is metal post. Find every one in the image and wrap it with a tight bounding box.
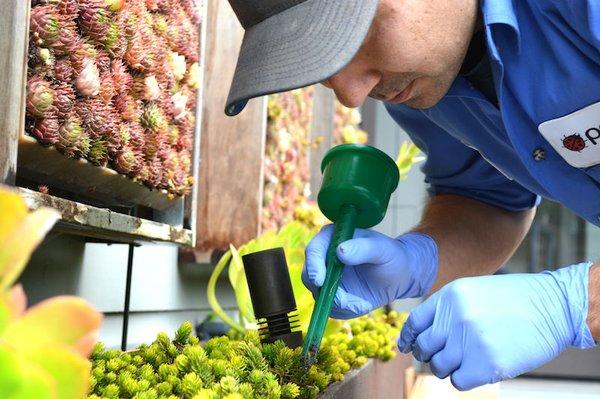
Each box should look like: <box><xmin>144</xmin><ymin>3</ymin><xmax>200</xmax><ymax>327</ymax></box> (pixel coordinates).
<box><xmin>121</xmin><ymin>243</ymin><xmax>135</xmax><ymax>351</ymax></box>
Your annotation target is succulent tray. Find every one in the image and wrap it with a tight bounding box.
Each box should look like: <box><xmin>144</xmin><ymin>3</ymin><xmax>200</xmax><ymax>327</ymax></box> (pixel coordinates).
<box><xmin>262</xmin><ymin>88</ymin><xmax>315</xmax><ymax>232</ymax></box>
<box><xmin>0</xmin><ymin>0</ymin><xmax>206</xmax><ymax>243</ymax></box>
<box><xmin>22</xmin><ymin>0</ymin><xmax>202</xmax><ymax>210</ymax></box>
<box><xmin>88</xmin><ymin>312</ymin><xmax>410</xmax><ymax>399</ymax></box>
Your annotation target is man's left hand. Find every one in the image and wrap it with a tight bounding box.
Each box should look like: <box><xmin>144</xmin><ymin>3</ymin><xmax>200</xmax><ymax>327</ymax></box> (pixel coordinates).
<box><xmin>398</xmin><ymin>262</ymin><xmax>597</xmax><ymax>391</ymax></box>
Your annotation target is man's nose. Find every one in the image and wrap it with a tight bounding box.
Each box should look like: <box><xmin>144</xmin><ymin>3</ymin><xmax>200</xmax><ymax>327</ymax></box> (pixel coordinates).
<box><xmin>324</xmin><ymin>69</ymin><xmax>380</xmax><ymax>108</ymax></box>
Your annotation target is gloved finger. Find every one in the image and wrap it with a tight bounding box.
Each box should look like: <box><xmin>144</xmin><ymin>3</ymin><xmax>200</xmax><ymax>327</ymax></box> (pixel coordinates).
<box><xmin>336</xmin><ymin>236</ymin><xmax>397</xmax><ymax>266</ymax></box>
<box><xmin>398</xmin><ymin>292</ymin><xmax>440</xmax><ymax>353</ymax></box>
<box><xmin>303</xmin><ymin>224</ymin><xmax>335</xmax><ymax>288</ymax></box>
<box><xmin>412</xmin><ymin>325</ymin><xmax>447</xmax><ymax>363</ymax></box>
<box><xmin>329</xmin><ymin>288</ymin><xmax>373</xmax><ymax>320</ymax></box>
<box><xmin>429</xmin><ymin>334</ymin><xmax>462</xmax><ymax>379</ymax></box>
<box><xmin>451</xmin><ymin>362</ymin><xmax>486</xmax><ymax>392</ymax></box>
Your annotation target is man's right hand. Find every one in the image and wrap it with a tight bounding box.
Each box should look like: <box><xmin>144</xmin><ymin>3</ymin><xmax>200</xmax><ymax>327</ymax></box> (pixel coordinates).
<box><xmin>301</xmin><ymin>225</ymin><xmax>439</xmax><ymax>319</ymax></box>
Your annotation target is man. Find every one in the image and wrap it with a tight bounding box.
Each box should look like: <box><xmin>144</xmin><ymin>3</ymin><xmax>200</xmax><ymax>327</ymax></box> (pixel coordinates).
<box><xmin>224</xmin><ymin>0</ymin><xmax>599</xmax><ymax>390</ymax></box>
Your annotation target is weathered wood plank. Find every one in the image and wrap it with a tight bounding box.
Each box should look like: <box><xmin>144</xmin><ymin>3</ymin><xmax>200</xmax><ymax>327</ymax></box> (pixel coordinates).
<box><xmin>309</xmin><ymin>86</ymin><xmax>335</xmax><ymax>200</ymax></box>
<box><xmin>195</xmin><ymin>0</ymin><xmax>266</xmax><ymax>251</ymax></box>
<box><xmin>0</xmin><ymin>1</ymin><xmax>29</xmax><ymax>184</ymax></box>
<box><xmin>184</xmin><ymin>0</ymin><xmax>209</xmax><ymax>237</ymax></box>
<box><xmin>19</xmin><ymin>188</ymin><xmax>193</xmax><ymax>245</ymax></box>
<box><xmin>318</xmin><ymin>352</ymin><xmax>413</xmax><ymax>399</ymax></box>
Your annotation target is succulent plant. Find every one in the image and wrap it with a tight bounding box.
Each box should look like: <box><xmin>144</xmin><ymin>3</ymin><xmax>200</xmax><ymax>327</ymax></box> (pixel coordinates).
<box><xmin>168</xmin><ymin>52</ymin><xmax>187</xmax><ymax>81</ymax></box>
<box><xmin>32</xmin><ymin>115</ymin><xmax>61</xmax><ymax>145</ymax></box>
<box><xmin>75</xmin><ymin>98</ymin><xmax>119</xmax><ymax>143</ymax></box>
<box><xmin>140</xmin><ymin>102</ymin><xmax>168</xmax><ymax>132</ymax></box>
<box><xmin>170</xmin><ymin>92</ymin><xmax>188</xmax><ymax>121</ymax></box>
<box><xmin>79</xmin><ymin>0</ymin><xmax>112</xmax><ymax>42</ymax></box>
<box><xmin>127</xmin><ymin>121</ymin><xmax>146</xmax><ymax>149</ymax></box>
<box><xmin>54</xmin><ymin>57</ymin><xmax>75</xmax><ymax>82</ymax></box>
<box><xmin>53</xmin><ymin>81</ymin><xmax>76</xmax><ymax>118</ymax></box>
<box><xmin>28</xmin><ymin>45</ymin><xmax>55</xmax><ymax>77</ymax></box>
<box><xmin>262</xmin><ymin>89</ymin><xmax>314</xmax><ymax>231</ymax></box>
<box><xmin>56</xmin><ymin>114</ymin><xmax>90</xmax><ymax>157</ymax></box>
<box><xmin>185</xmin><ymin>62</ymin><xmax>200</xmax><ymax>89</ymax></box>
<box><xmin>70</xmin><ymin>39</ymin><xmax>98</xmax><ymax>71</ymax></box>
<box><xmin>143</xmin><ymin>129</ymin><xmax>163</xmax><ymax>160</ymax></box>
<box><xmin>110</xmin><ymin>59</ymin><xmax>133</xmax><ymax>94</ymax></box>
<box><xmin>26</xmin><ymin>75</ymin><xmax>55</xmax><ymax>118</ymax></box>
<box><xmin>89</xmin><ymin>312</ymin><xmax>406</xmax><ymax>399</ymax></box>
<box><xmin>113</xmin><ymin>145</ymin><xmax>138</xmax><ymax>175</ymax></box>
<box><xmin>88</xmin><ymin>137</ymin><xmax>110</xmax><ymax>166</ymax></box>
<box><xmin>75</xmin><ymin>58</ymin><xmax>101</xmax><ymax>97</ymax></box>
<box><xmin>133</xmin><ymin>74</ymin><xmax>161</xmax><ymax>101</ymax></box>
<box><xmin>57</xmin><ymin>0</ymin><xmax>79</xmax><ymax>20</ymax></box>
<box><xmin>27</xmin><ymin>0</ymin><xmax>199</xmax><ymax>196</ymax></box>
<box><xmin>95</xmin><ymin>49</ymin><xmax>112</xmax><ymax>73</ymax></box>
<box><xmin>98</xmin><ymin>71</ymin><xmax>116</xmax><ymax>104</ymax></box>
<box><xmin>30</xmin><ymin>5</ymin><xmax>62</xmax><ymax>46</ymax></box>
<box><xmin>113</xmin><ymin>93</ymin><xmax>142</xmax><ymax>122</ymax></box>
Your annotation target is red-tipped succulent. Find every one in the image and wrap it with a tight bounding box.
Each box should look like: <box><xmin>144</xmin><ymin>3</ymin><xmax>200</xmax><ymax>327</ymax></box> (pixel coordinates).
<box><xmin>109</xmin><ymin>59</ymin><xmax>133</xmax><ymax>94</ymax></box>
<box><xmin>56</xmin><ymin>114</ymin><xmax>90</xmax><ymax>158</ymax></box>
<box><xmin>30</xmin><ymin>5</ymin><xmax>62</xmax><ymax>46</ymax></box>
<box><xmin>27</xmin><ymin>0</ymin><xmax>200</xmax><ymax>196</ymax></box>
<box><xmin>113</xmin><ymin>145</ymin><xmax>141</xmax><ymax>176</ymax></box>
<box><xmin>75</xmin><ymin>58</ymin><xmax>100</xmax><ymax>97</ymax></box>
<box><xmin>79</xmin><ymin>0</ymin><xmax>111</xmax><ymax>42</ymax></box>
<box><xmin>98</xmin><ymin>72</ymin><xmax>116</xmax><ymax>104</ymax></box>
<box><xmin>113</xmin><ymin>93</ymin><xmax>142</xmax><ymax>122</ymax></box>
<box><xmin>132</xmin><ymin>74</ymin><xmax>161</xmax><ymax>101</ymax></box>
<box><xmin>53</xmin><ymin>58</ymin><xmax>75</xmax><ymax>82</ymax></box>
<box><xmin>33</xmin><ymin>115</ymin><xmax>61</xmax><ymax>145</ymax></box>
<box><xmin>27</xmin><ymin>75</ymin><xmax>55</xmax><ymax>118</ymax></box>
<box><xmin>75</xmin><ymin>98</ymin><xmax>115</xmax><ymax>138</ymax></box>
<box><xmin>95</xmin><ymin>50</ymin><xmax>112</xmax><ymax>73</ymax></box>
<box><xmin>53</xmin><ymin>81</ymin><xmax>76</xmax><ymax>119</ymax></box>
<box><xmin>57</xmin><ymin>0</ymin><xmax>80</xmax><ymax>21</ymax></box>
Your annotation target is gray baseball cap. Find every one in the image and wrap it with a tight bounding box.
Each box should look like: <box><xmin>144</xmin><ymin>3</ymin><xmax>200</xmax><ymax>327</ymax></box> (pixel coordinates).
<box><xmin>225</xmin><ymin>0</ymin><xmax>380</xmax><ymax>116</ymax></box>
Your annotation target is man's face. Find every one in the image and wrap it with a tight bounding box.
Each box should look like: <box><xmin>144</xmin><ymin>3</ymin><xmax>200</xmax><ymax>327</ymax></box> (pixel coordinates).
<box><xmin>323</xmin><ymin>0</ymin><xmax>479</xmax><ymax>109</ymax></box>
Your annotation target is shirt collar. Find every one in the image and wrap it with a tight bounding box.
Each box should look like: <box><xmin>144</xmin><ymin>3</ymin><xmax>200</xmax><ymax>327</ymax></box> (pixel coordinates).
<box><xmin>481</xmin><ymin>0</ymin><xmax>521</xmax><ymax>51</ymax></box>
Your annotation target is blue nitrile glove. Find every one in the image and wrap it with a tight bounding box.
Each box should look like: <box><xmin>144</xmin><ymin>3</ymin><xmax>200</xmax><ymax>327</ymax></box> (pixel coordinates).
<box><xmin>301</xmin><ymin>225</ymin><xmax>438</xmax><ymax>319</ymax></box>
<box><xmin>399</xmin><ymin>262</ymin><xmax>598</xmax><ymax>391</ymax></box>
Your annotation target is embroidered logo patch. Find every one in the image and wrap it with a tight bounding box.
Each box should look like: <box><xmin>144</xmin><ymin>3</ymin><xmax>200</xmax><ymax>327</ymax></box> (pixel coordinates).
<box><xmin>538</xmin><ymin>101</ymin><xmax>600</xmax><ymax>168</ymax></box>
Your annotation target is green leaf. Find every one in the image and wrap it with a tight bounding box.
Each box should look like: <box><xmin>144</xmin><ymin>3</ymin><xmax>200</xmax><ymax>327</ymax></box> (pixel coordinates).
<box><xmin>3</xmin><ymin>296</ymin><xmax>102</xmax><ymax>358</ymax></box>
<box><xmin>395</xmin><ymin>141</ymin><xmax>425</xmax><ymax>181</ymax></box>
<box><xmin>0</xmin><ymin>343</ymin><xmax>56</xmax><ymax>399</ymax></box>
<box><xmin>0</xmin><ymin>207</ymin><xmax>59</xmax><ymax>290</ymax></box>
<box><xmin>24</xmin><ymin>346</ymin><xmax>91</xmax><ymax>399</ymax></box>
<box><xmin>229</xmin><ymin>245</ymin><xmax>255</xmax><ymax>323</ymax></box>
<box><xmin>207</xmin><ymin>250</ymin><xmax>244</xmax><ymax>332</ymax></box>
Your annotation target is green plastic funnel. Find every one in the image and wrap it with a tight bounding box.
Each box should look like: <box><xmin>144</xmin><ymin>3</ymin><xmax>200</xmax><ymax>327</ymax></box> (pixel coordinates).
<box><xmin>318</xmin><ymin>144</ymin><xmax>400</xmax><ymax>228</ymax></box>
<box><xmin>302</xmin><ymin>144</ymin><xmax>399</xmax><ymax>364</ymax></box>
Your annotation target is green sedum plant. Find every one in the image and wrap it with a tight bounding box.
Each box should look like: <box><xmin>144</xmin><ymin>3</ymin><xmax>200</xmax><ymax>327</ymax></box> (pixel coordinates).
<box><xmin>89</xmin><ymin>311</ymin><xmax>407</xmax><ymax>399</ymax></box>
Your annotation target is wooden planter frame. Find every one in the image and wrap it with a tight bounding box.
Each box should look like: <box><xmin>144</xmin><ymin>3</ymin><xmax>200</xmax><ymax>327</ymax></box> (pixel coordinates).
<box><xmin>1</xmin><ymin>0</ymin><xmax>207</xmax><ymax>245</ymax></box>
<box><xmin>318</xmin><ymin>352</ymin><xmax>413</xmax><ymax>399</ymax></box>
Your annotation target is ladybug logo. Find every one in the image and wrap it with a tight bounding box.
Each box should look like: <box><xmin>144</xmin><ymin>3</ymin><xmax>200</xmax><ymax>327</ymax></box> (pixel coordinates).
<box><xmin>562</xmin><ymin>134</ymin><xmax>586</xmax><ymax>152</ymax></box>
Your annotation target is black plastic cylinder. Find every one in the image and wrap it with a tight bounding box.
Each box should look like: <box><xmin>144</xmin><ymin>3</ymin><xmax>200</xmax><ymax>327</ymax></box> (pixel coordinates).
<box><xmin>242</xmin><ymin>247</ymin><xmax>297</xmax><ymax>317</ymax></box>
<box><xmin>242</xmin><ymin>247</ymin><xmax>303</xmax><ymax>348</ymax></box>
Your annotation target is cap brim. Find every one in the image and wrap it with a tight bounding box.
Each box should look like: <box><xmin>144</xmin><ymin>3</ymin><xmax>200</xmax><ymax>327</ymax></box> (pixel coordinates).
<box><xmin>225</xmin><ymin>0</ymin><xmax>380</xmax><ymax>116</ymax></box>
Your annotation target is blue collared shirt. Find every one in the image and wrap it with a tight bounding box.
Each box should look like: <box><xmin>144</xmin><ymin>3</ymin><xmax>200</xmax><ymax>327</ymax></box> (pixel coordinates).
<box><xmin>385</xmin><ymin>0</ymin><xmax>600</xmax><ymax>226</ymax></box>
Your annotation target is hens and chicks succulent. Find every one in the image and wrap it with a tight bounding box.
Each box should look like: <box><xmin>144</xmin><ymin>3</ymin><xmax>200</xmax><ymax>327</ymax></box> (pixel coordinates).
<box><xmin>26</xmin><ymin>0</ymin><xmax>200</xmax><ymax>196</ymax></box>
